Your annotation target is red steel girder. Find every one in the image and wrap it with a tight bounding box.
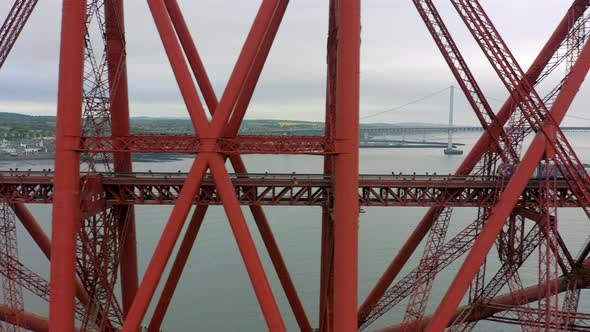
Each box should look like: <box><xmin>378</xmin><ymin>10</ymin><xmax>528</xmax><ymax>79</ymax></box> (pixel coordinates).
<box><xmin>119</xmin><ymin>0</ymin><xmax>298</xmax><ymax>330</ymax></box>
<box><xmin>406</xmin><ymin>2</ymin><xmax>519</xmax><ymax>324</ymax></box>
<box><xmin>402</xmin><ymin>4</ymin><xmax>590</xmax><ymax>325</ymax></box>
<box><xmin>319</xmin><ymin>1</ymin><xmax>337</xmax><ymax>329</ymax></box>
<box><xmin>411</xmin><ymin>0</ymin><xmax>518</xmax><ymax>165</ymax></box>
<box><xmin>0</xmin><ymin>253</ymin><xmax>87</xmax><ymax>322</ymax></box>
<box><xmin>145</xmin><ymin>1</ymin><xmax>311</xmax><ymax>330</ymax></box>
<box><xmin>48</xmin><ymin>0</ymin><xmax>362</xmax><ymax>329</ymax></box>
<box><xmin>486</xmin><ymin>305</ymin><xmax>590</xmax><ymax>331</ymax></box>
<box><xmin>0</xmin><ymin>0</ymin><xmax>38</xmax><ymax>69</ymax></box>
<box><xmin>331</xmin><ymin>1</ymin><xmax>361</xmax><ymax>331</ymax></box>
<box><xmin>358</xmin><ymin>1</ymin><xmax>590</xmax><ymax>327</ymax></box>
<box><xmin>16</xmin><ymin>0</ymin><xmax>590</xmax><ymax>330</ymax></box>
<box><xmin>79</xmin><ymin>135</ymin><xmax>331</xmax><ymax>155</ymax></box>
<box><xmin>425</xmin><ymin>2</ymin><xmax>590</xmax><ymax>330</ymax></box>
<box><xmin>359</xmin><ymin>215</ymin><xmax>487</xmax><ymax>329</ymax></box>
<box><xmin>0</xmin><ymin>172</ymin><xmax>585</xmax><ymax>207</ymax></box>
<box><xmin>449</xmin><ymin>0</ymin><xmax>590</xmax><ymax>216</ymax></box>
<box><xmin>0</xmin><ymin>304</ymin><xmax>50</xmax><ymax>332</ymax></box>
<box><xmin>0</xmin><ymin>203</ymin><xmax>23</xmax><ymax>332</ymax></box>
<box><xmin>105</xmin><ymin>0</ymin><xmax>138</xmax><ymax>317</ymax></box>
<box><xmin>379</xmin><ymin>270</ymin><xmax>590</xmax><ymax>332</ymax></box>
<box><xmin>146</xmin><ymin>205</ymin><xmax>207</xmax><ymax>332</ymax></box>
<box><xmin>50</xmin><ymin>0</ymin><xmax>87</xmax><ymax>330</ymax></box>
<box><xmin>11</xmin><ymin>204</ymin><xmax>94</xmax><ymax>311</ymax></box>
<box><xmin>78</xmin><ymin>0</ymin><xmax>127</xmax><ymax>328</ymax></box>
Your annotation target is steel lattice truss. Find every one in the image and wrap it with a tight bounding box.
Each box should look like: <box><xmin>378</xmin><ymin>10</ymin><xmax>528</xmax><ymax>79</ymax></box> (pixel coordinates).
<box><xmin>2</xmin><ymin>0</ymin><xmax>590</xmax><ymax>331</ymax></box>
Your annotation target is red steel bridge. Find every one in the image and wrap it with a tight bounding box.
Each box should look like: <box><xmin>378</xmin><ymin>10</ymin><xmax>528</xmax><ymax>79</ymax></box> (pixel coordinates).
<box><xmin>3</xmin><ymin>0</ymin><xmax>590</xmax><ymax>331</ymax></box>
<box><xmin>0</xmin><ymin>171</ymin><xmax>586</xmax><ymax>208</ymax></box>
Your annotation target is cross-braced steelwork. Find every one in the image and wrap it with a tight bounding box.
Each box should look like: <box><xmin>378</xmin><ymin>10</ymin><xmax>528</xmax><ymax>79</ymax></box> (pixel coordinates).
<box><xmin>0</xmin><ymin>0</ymin><xmax>38</xmax><ymax>69</ymax></box>
<box><xmin>0</xmin><ymin>203</ymin><xmax>23</xmax><ymax>332</ymax></box>
<box><xmin>3</xmin><ymin>0</ymin><xmax>590</xmax><ymax>332</ymax></box>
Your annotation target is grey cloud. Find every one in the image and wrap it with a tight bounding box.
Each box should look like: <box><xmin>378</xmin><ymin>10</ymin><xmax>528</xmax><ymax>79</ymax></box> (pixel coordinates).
<box><xmin>0</xmin><ymin>1</ymin><xmax>588</xmax><ymax>126</ymax></box>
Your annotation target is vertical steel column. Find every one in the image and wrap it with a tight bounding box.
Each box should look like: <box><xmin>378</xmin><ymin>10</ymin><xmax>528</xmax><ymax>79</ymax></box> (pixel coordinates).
<box><xmin>319</xmin><ymin>0</ymin><xmax>337</xmax><ymax>330</ymax></box>
<box><xmin>332</xmin><ymin>1</ymin><xmax>360</xmax><ymax>331</ymax></box>
<box><xmin>105</xmin><ymin>0</ymin><xmax>138</xmax><ymax>317</ymax></box>
<box><xmin>50</xmin><ymin>0</ymin><xmax>87</xmax><ymax>331</ymax></box>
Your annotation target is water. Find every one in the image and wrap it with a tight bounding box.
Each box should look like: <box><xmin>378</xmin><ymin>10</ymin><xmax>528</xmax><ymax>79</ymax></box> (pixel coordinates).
<box><xmin>6</xmin><ymin>131</ymin><xmax>590</xmax><ymax>331</ymax></box>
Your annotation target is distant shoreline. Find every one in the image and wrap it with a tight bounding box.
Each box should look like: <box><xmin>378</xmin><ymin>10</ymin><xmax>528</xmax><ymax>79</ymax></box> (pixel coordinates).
<box><xmin>0</xmin><ymin>152</ymin><xmax>191</xmax><ymax>163</ymax></box>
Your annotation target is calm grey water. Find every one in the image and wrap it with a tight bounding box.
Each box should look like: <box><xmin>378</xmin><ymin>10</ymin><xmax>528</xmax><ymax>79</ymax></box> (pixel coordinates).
<box><xmin>6</xmin><ymin>131</ymin><xmax>590</xmax><ymax>331</ymax></box>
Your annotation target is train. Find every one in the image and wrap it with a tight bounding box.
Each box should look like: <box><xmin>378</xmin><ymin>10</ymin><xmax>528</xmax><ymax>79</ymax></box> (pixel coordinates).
<box><xmin>495</xmin><ymin>161</ymin><xmax>590</xmax><ymax>180</ymax></box>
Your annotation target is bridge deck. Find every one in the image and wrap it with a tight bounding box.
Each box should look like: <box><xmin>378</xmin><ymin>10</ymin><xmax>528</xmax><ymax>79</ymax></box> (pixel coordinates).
<box><xmin>0</xmin><ymin>171</ymin><xmax>577</xmax><ymax>208</ymax></box>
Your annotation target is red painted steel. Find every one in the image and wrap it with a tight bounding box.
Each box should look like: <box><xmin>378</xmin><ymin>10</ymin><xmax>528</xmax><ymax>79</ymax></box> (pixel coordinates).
<box><xmin>120</xmin><ymin>156</ymin><xmax>209</xmax><ymax>332</ymax></box>
<box><xmin>12</xmin><ymin>204</ymin><xmax>96</xmax><ymax>319</ymax></box>
<box><xmin>0</xmin><ymin>0</ymin><xmax>38</xmax><ymax>69</ymax></box>
<box><xmin>146</xmin><ymin>205</ymin><xmax>207</xmax><ymax>332</ymax></box>
<box><xmin>332</xmin><ymin>1</ymin><xmax>360</xmax><ymax>331</ymax></box>
<box><xmin>358</xmin><ymin>1</ymin><xmax>590</xmax><ymax>328</ymax></box>
<box><xmin>3</xmin><ymin>0</ymin><xmax>590</xmax><ymax>331</ymax></box>
<box><xmin>0</xmin><ymin>172</ymin><xmax>586</xmax><ymax>208</ymax></box>
<box><xmin>403</xmin><ymin>0</ymin><xmax>545</xmax><ymax>328</ymax></box>
<box><xmin>0</xmin><ymin>304</ymin><xmax>50</xmax><ymax>332</ymax></box>
<box><xmin>50</xmin><ymin>0</ymin><xmax>87</xmax><ymax>331</ymax></box>
<box><xmin>426</xmin><ymin>3</ymin><xmax>590</xmax><ymax>330</ymax></box>
<box><xmin>121</xmin><ymin>0</ymin><xmax>290</xmax><ymax>330</ymax></box>
<box><xmin>410</xmin><ymin>0</ymin><xmax>517</xmax><ymax>164</ymax></box>
<box><xmin>76</xmin><ymin>1</ymin><xmax>127</xmax><ymax>328</ymax></box>
<box><xmin>379</xmin><ymin>272</ymin><xmax>590</xmax><ymax>332</ymax></box>
<box><xmin>105</xmin><ymin>0</ymin><xmax>138</xmax><ymax>317</ymax></box>
<box><xmin>80</xmin><ymin>135</ymin><xmax>330</xmax><ymax>155</ymax></box>
<box><xmin>0</xmin><ymin>203</ymin><xmax>23</xmax><ymax>332</ymax></box>
<box><xmin>148</xmin><ymin>2</ymin><xmax>310</xmax><ymax>329</ymax></box>
<box><xmin>319</xmin><ymin>2</ymin><xmax>337</xmax><ymax>329</ymax></box>
<box><xmin>211</xmin><ymin>155</ymin><xmax>287</xmax><ymax>331</ymax></box>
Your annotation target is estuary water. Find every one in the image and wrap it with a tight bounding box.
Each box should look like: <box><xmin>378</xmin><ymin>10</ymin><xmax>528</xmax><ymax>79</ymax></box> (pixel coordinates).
<box><xmin>7</xmin><ymin>131</ymin><xmax>590</xmax><ymax>331</ymax></box>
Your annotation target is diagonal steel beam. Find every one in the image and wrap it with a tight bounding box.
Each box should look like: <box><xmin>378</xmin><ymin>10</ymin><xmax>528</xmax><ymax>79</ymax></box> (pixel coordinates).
<box><xmin>123</xmin><ymin>1</ymin><xmax>291</xmax><ymax>330</ymax></box>
<box><xmin>223</xmin><ymin>1</ymin><xmax>289</xmax><ymax>137</ymax></box>
<box><xmin>412</xmin><ymin>0</ymin><xmax>517</xmax><ymax>164</ymax></box>
<box><xmin>210</xmin><ymin>155</ymin><xmax>286</xmax><ymax>331</ymax></box>
<box><xmin>120</xmin><ymin>155</ymin><xmax>210</xmax><ymax>332</ymax></box>
<box><xmin>146</xmin><ymin>0</ymin><xmax>210</xmax><ymax>133</ymax></box>
<box><xmin>0</xmin><ymin>304</ymin><xmax>51</xmax><ymax>332</ymax></box>
<box><xmin>358</xmin><ymin>1</ymin><xmax>590</xmax><ymax>326</ymax></box>
<box><xmin>149</xmin><ymin>2</ymin><xmax>310</xmax><ymax>331</ymax></box>
<box><xmin>146</xmin><ymin>205</ymin><xmax>207</xmax><ymax>332</ymax></box>
<box><xmin>426</xmin><ymin>25</ymin><xmax>590</xmax><ymax>331</ymax></box>
<box><xmin>0</xmin><ymin>0</ymin><xmax>39</xmax><ymax>70</ymax></box>
<box><xmin>379</xmin><ymin>271</ymin><xmax>590</xmax><ymax>332</ymax></box>
<box><xmin>162</xmin><ymin>0</ymin><xmax>218</xmax><ymax>114</ymax></box>
<box><xmin>209</xmin><ymin>0</ymin><xmax>285</xmax><ymax>134</ymax></box>
<box><xmin>50</xmin><ymin>1</ymin><xmax>88</xmax><ymax>331</ymax></box>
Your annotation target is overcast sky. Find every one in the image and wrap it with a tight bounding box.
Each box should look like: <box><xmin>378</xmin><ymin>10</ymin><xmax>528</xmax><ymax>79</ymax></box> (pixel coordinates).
<box><xmin>0</xmin><ymin>1</ymin><xmax>588</xmax><ymax>125</ymax></box>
